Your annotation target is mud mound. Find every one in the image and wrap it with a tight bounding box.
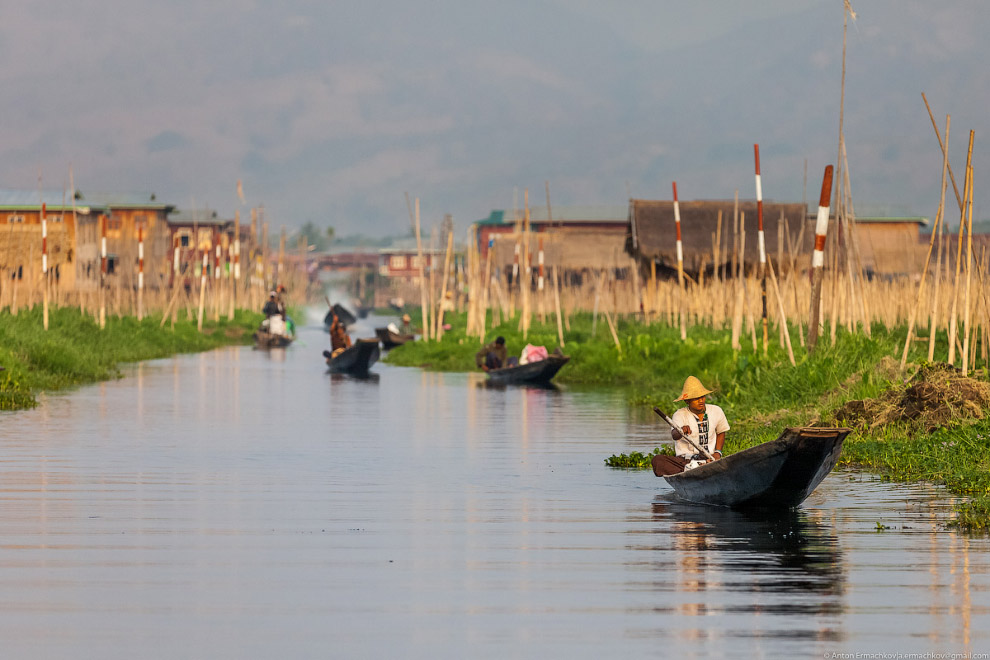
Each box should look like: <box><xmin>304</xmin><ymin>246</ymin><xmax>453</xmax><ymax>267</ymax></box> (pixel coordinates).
<box><xmin>833</xmin><ymin>362</ymin><xmax>990</xmax><ymax>431</ymax></box>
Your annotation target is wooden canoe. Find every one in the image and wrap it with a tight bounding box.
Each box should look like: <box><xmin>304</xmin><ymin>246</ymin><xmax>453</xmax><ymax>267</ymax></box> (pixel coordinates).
<box><xmin>485</xmin><ymin>355</ymin><xmax>570</xmax><ymax>385</ymax></box>
<box><xmin>253</xmin><ymin>329</ymin><xmax>293</xmax><ymax>349</ymax></box>
<box><xmin>375</xmin><ymin>327</ymin><xmax>415</xmax><ymax>349</ymax></box>
<box><xmin>662</xmin><ymin>426</ymin><xmax>850</xmax><ymax>509</ymax></box>
<box><xmin>323</xmin><ymin>338</ymin><xmax>380</xmax><ymax>375</ymax></box>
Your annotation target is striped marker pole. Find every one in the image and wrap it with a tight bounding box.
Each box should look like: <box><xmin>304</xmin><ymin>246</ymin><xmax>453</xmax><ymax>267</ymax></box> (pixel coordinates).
<box><xmin>137</xmin><ymin>224</ymin><xmax>144</xmax><ymax>321</ymax></box>
<box><xmin>100</xmin><ymin>214</ymin><xmax>107</xmax><ymax>329</ymax></box>
<box><xmin>41</xmin><ymin>203</ymin><xmax>49</xmax><ymax>330</ymax></box>
<box><xmin>807</xmin><ymin>165</ymin><xmax>834</xmax><ymax>353</ymax></box>
<box><xmin>754</xmin><ymin>144</ymin><xmax>768</xmax><ymax>354</ymax></box>
<box><xmin>673</xmin><ymin>182</ymin><xmax>686</xmax><ymax>340</ymax></box>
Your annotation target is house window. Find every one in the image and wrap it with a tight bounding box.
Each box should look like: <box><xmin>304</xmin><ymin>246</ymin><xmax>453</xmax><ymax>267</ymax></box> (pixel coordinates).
<box><xmin>7</xmin><ymin>215</ymin><xmax>25</xmax><ymax>223</ymax></box>
<box><xmin>48</xmin><ymin>215</ymin><xmax>63</xmax><ymax>223</ymax></box>
<box><xmin>389</xmin><ymin>255</ymin><xmax>406</xmax><ymax>269</ymax></box>
<box><xmin>411</xmin><ymin>255</ymin><xmax>424</xmax><ymax>268</ymax></box>
<box><xmin>180</xmin><ymin>234</ymin><xmax>190</xmax><ymax>247</ymax></box>
<box><xmin>107</xmin><ymin>217</ymin><xmax>122</xmax><ymax>231</ymax></box>
<box><xmin>106</xmin><ymin>255</ymin><xmax>118</xmax><ymax>274</ymax></box>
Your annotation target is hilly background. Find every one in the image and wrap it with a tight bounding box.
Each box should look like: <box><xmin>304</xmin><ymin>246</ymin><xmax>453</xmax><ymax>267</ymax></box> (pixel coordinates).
<box><xmin>0</xmin><ymin>0</ymin><xmax>985</xmax><ymax>236</ymax></box>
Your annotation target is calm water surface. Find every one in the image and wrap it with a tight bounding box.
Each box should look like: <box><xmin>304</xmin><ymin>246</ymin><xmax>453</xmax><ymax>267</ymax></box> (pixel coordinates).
<box><xmin>0</xmin><ymin>318</ymin><xmax>987</xmax><ymax>659</ymax></box>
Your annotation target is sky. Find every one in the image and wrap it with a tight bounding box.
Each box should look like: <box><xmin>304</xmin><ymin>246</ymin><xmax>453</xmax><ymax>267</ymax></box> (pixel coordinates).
<box><xmin>1</xmin><ymin>0</ymin><xmax>987</xmax><ymax>239</ymax></box>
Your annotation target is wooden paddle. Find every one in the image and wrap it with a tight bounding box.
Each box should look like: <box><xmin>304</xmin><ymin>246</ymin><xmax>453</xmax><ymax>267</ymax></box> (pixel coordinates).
<box><xmin>653</xmin><ymin>406</ymin><xmax>715</xmax><ymax>461</ymax></box>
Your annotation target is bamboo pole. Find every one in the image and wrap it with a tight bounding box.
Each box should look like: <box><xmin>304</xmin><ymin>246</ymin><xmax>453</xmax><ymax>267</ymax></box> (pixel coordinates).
<box><xmin>948</xmin><ymin>132</ymin><xmax>975</xmax><ymax>364</ymax></box>
<box><xmin>521</xmin><ymin>190</ymin><xmax>531</xmax><ymax>339</ymax></box>
<box><xmin>603</xmin><ymin>308</ymin><xmax>621</xmax><ymax>350</ymax></box>
<box><xmin>436</xmin><ymin>225</ymin><xmax>454</xmax><ymax>341</ymax></box>
<box><xmin>414</xmin><ymin>198</ymin><xmax>429</xmax><ymax>341</ymax></box>
<box><xmin>767</xmin><ymin>258</ymin><xmax>795</xmax><ymax>366</ymax></box>
<box><xmin>900</xmin><ymin>165</ymin><xmax>946</xmax><ymax>369</ymax></box>
<box><xmin>962</xmin><ymin>157</ymin><xmax>976</xmax><ymax>376</ymax></box>
<box><xmin>553</xmin><ymin>265</ymin><xmax>564</xmax><ymax>348</ymax></box>
<box><xmin>196</xmin><ymin>250</ymin><xmax>208</xmax><ymax>332</ymax></box>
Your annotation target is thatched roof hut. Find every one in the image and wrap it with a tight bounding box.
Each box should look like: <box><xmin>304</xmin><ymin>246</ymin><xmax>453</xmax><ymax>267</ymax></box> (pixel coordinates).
<box><xmin>628</xmin><ymin>199</ymin><xmax>807</xmax><ymax>275</ymax></box>
<box><xmin>490</xmin><ymin>227</ymin><xmax>632</xmax><ymax>285</ymax></box>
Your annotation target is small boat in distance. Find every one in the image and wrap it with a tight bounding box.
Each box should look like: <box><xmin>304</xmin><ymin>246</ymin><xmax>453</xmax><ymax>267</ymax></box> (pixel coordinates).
<box><xmin>662</xmin><ymin>426</ymin><xmax>850</xmax><ymax>509</ymax></box>
<box><xmin>375</xmin><ymin>326</ymin><xmax>415</xmax><ymax>349</ymax></box>
<box><xmin>323</xmin><ymin>338</ymin><xmax>380</xmax><ymax>376</ymax></box>
<box><xmin>485</xmin><ymin>355</ymin><xmax>569</xmax><ymax>386</ymax></box>
<box><xmin>253</xmin><ymin>315</ymin><xmax>294</xmax><ymax>349</ymax></box>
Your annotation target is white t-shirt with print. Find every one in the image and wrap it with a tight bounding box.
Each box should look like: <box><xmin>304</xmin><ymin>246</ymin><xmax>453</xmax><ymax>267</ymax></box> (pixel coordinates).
<box><xmin>670</xmin><ymin>404</ymin><xmax>730</xmax><ymax>458</ymax></box>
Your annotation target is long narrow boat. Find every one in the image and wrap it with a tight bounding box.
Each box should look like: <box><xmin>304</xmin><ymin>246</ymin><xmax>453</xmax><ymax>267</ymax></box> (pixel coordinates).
<box><xmin>375</xmin><ymin>327</ymin><xmax>415</xmax><ymax>349</ymax></box>
<box><xmin>323</xmin><ymin>338</ymin><xmax>380</xmax><ymax>375</ymax></box>
<box><xmin>662</xmin><ymin>426</ymin><xmax>850</xmax><ymax>509</ymax></box>
<box><xmin>253</xmin><ymin>329</ymin><xmax>293</xmax><ymax>349</ymax></box>
<box><xmin>485</xmin><ymin>355</ymin><xmax>570</xmax><ymax>385</ymax></box>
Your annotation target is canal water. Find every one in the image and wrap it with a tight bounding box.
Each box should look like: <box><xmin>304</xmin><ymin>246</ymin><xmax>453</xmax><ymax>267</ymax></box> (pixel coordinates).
<box><xmin>0</xmin><ymin>314</ymin><xmax>987</xmax><ymax>659</ymax></box>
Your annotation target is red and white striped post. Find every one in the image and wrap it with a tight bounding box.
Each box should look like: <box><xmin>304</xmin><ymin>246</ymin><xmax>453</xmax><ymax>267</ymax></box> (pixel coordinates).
<box><xmin>41</xmin><ymin>203</ymin><xmax>49</xmax><ymax>330</ymax></box>
<box><xmin>754</xmin><ymin>144</ymin><xmax>768</xmax><ymax>353</ymax></box>
<box><xmin>807</xmin><ymin>165</ymin><xmax>835</xmax><ymax>353</ymax></box>
<box><xmin>100</xmin><ymin>213</ymin><xmax>107</xmax><ymax>329</ymax></box>
<box><xmin>673</xmin><ymin>181</ymin><xmax>686</xmax><ymax>340</ymax></box>
<box><xmin>137</xmin><ymin>224</ymin><xmax>144</xmax><ymax>321</ymax></box>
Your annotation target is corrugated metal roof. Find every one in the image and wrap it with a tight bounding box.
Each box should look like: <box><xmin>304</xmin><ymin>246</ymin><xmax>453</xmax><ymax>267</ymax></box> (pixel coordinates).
<box><xmin>0</xmin><ymin>188</ymin><xmax>98</xmax><ymax>212</ymax></box>
<box><xmin>0</xmin><ymin>189</ymin><xmax>174</xmax><ymax>212</ymax></box>
<box><xmin>476</xmin><ymin>205</ymin><xmax>627</xmax><ymax>225</ymax></box>
<box><xmin>78</xmin><ymin>191</ymin><xmax>172</xmax><ymax>210</ymax></box>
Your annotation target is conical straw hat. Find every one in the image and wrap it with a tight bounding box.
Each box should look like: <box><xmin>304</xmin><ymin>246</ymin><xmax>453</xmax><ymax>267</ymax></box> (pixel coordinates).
<box><xmin>674</xmin><ymin>376</ymin><xmax>714</xmax><ymax>402</ymax></box>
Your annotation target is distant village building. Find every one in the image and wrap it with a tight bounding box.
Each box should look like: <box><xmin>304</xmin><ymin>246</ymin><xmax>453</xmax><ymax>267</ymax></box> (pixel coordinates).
<box><xmin>0</xmin><ymin>190</ymin><xmax>76</xmax><ymax>296</ymax></box>
<box><xmin>74</xmin><ymin>192</ymin><xmax>174</xmax><ymax>292</ymax></box>
<box><xmin>627</xmin><ymin>199</ymin><xmax>807</xmax><ymax>278</ymax></box>
<box><xmin>852</xmin><ymin>216</ymin><xmax>929</xmax><ymax>276</ymax></box>
<box><xmin>477</xmin><ymin>205</ymin><xmax>630</xmax><ymax>285</ymax></box>
<box><xmin>166</xmin><ymin>209</ymin><xmax>237</xmax><ymax>291</ymax></box>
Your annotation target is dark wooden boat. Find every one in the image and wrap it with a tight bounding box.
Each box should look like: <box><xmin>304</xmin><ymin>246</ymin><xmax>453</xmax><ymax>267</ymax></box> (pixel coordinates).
<box><xmin>485</xmin><ymin>355</ymin><xmax>569</xmax><ymax>385</ymax></box>
<box><xmin>324</xmin><ymin>303</ymin><xmax>357</xmax><ymax>329</ymax></box>
<box><xmin>375</xmin><ymin>327</ymin><xmax>415</xmax><ymax>349</ymax></box>
<box><xmin>323</xmin><ymin>338</ymin><xmax>380</xmax><ymax>375</ymax></box>
<box><xmin>253</xmin><ymin>329</ymin><xmax>293</xmax><ymax>349</ymax></box>
<box><xmin>662</xmin><ymin>426</ymin><xmax>850</xmax><ymax>509</ymax></box>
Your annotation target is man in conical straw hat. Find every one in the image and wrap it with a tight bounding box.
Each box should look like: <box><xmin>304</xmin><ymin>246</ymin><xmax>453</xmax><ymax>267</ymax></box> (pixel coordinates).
<box><xmin>651</xmin><ymin>376</ymin><xmax>731</xmax><ymax>477</ymax></box>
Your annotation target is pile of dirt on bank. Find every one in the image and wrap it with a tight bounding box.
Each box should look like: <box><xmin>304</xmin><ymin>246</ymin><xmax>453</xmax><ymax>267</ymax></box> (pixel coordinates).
<box><xmin>832</xmin><ymin>362</ymin><xmax>990</xmax><ymax>431</ymax></box>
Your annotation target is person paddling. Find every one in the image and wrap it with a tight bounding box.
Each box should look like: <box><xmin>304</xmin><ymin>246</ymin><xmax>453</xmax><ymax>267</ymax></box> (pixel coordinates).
<box><xmin>651</xmin><ymin>376</ymin><xmax>730</xmax><ymax>477</ymax></box>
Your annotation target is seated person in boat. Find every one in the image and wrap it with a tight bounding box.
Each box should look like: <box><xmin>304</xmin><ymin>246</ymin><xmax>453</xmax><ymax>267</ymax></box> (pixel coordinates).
<box><xmin>651</xmin><ymin>376</ymin><xmax>730</xmax><ymax>477</ymax></box>
<box><xmin>401</xmin><ymin>314</ymin><xmax>413</xmax><ymax>335</ymax></box>
<box><xmin>328</xmin><ymin>311</ymin><xmax>352</xmax><ymax>356</ymax></box>
<box><xmin>475</xmin><ymin>336</ymin><xmax>508</xmax><ymax>371</ymax></box>
<box><xmin>262</xmin><ymin>292</ymin><xmax>282</xmax><ymax>317</ymax></box>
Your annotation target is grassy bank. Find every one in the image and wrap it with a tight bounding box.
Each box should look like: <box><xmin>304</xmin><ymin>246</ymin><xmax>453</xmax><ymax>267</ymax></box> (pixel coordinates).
<box><xmin>0</xmin><ymin>306</ymin><xmax>262</xmax><ymax>410</ymax></box>
<box><xmin>386</xmin><ymin>311</ymin><xmax>990</xmax><ymax>532</ymax></box>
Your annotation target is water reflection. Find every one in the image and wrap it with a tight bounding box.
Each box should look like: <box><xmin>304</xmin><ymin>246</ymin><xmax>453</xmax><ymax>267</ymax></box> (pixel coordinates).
<box><xmin>327</xmin><ymin>372</ymin><xmax>381</xmax><ymax>384</ymax></box>
<box><xmin>473</xmin><ymin>379</ymin><xmax>562</xmax><ymax>392</ymax></box>
<box><xmin>646</xmin><ymin>497</ymin><xmax>845</xmax><ymax>643</ymax></box>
